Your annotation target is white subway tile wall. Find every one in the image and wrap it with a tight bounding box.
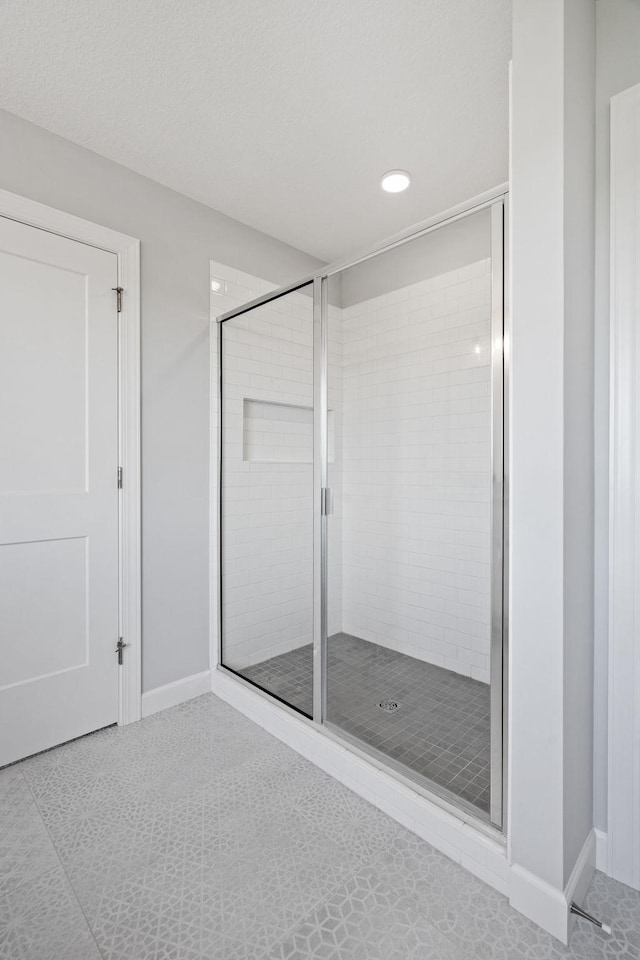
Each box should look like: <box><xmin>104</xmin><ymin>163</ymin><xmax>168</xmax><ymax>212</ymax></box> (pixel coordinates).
<box><xmin>222</xmin><ymin>287</ymin><xmax>315</xmax><ymax>674</ymax></box>
<box><xmin>327</xmin><ymin>302</ymin><xmax>344</xmax><ymax>638</ymax></box>
<box><xmin>243</xmin><ymin>399</ymin><xmax>314</xmax><ymax>464</ymax></box>
<box><xmin>242</xmin><ymin>400</ymin><xmax>336</xmax><ymax>466</ymax></box>
<box><xmin>337</xmin><ymin>260</ymin><xmax>492</xmax><ymax>683</ymax></box>
<box><xmin>215</xmin><ymin>266</ymin><xmax>343</xmax><ymax>673</ymax></box>
<box><xmin>213</xmin><ymin>257</ymin><xmax>491</xmax><ymax>684</ymax></box>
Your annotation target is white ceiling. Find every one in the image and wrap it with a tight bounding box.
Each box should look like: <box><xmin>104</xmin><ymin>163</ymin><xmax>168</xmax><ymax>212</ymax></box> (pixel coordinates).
<box><xmin>0</xmin><ymin>0</ymin><xmax>511</xmax><ymax>262</ymax></box>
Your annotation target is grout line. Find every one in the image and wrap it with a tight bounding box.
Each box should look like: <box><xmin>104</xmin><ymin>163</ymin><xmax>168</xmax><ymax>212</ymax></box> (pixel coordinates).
<box><xmin>19</xmin><ymin>761</ymin><xmax>108</xmax><ymax>960</ymax></box>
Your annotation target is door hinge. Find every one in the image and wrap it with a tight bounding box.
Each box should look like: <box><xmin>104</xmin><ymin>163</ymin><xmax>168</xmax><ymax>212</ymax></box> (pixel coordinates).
<box><xmin>117</xmin><ymin>466</ymin><xmax>123</xmax><ymax>489</ymax></box>
<box><xmin>116</xmin><ymin>637</ymin><xmax>128</xmax><ymax>665</ymax></box>
<box><xmin>112</xmin><ymin>286</ymin><xmax>123</xmax><ymax>313</ymax></box>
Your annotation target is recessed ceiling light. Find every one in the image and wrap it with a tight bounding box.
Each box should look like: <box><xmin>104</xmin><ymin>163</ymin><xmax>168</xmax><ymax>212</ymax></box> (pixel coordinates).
<box><xmin>211</xmin><ymin>277</ymin><xmax>226</xmax><ymax>294</ymax></box>
<box><xmin>381</xmin><ymin>170</ymin><xmax>411</xmax><ymax>193</ymax></box>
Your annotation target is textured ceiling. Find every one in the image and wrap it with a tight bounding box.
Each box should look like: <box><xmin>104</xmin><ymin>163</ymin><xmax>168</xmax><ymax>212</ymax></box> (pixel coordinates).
<box><xmin>0</xmin><ymin>0</ymin><xmax>511</xmax><ymax>261</ymax></box>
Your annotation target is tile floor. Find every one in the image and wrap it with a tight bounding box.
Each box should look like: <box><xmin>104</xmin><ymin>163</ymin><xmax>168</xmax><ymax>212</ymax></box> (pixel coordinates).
<box><xmin>243</xmin><ymin>633</ymin><xmax>491</xmax><ymax>813</ymax></box>
<box><xmin>1</xmin><ymin>693</ymin><xmax>638</xmax><ymax>960</ymax></box>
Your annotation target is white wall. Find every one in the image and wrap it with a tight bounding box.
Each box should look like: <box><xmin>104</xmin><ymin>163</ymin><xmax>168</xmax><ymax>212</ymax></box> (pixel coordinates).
<box><xmin>562</xmin><ymin>0</ymin><xmax>596</xmax><ymax>883</ymax></box>
<box><xmin>593</xmin><ymin>0</ymin><xmax>640</xmax><ymax>840</ymax></box>
<box><xmin>341</xmin><ymin>211</ymin><xmax>491</xmax><ymax>307</ymax></box>
<box><xmin>510</xmin><ymin>0</ymin><xmax>567</xmax><ymax>893</ymax></box>
<box><xmin>0</xmin><ymin>108</ymin><xmax>322</xmax><ymax>693</ymax></box>
<box><xmin>339</xmin><ymin>261</ymin><xmax>493</xmax><ymax>682</ymax></box>
<box><xmin>509</xmin><ymin>0</ymin><xmax>595</xmax><ymax>937</ymax></box>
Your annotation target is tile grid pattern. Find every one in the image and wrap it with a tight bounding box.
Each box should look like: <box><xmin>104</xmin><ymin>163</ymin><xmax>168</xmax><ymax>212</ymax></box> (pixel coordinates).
<box><xmin>1</xmin><ymin>693</ymin><xmax>638</xmax><ymax>960</ymax></box>
<box><xmin>243</xmin><ymin>633</ymin><xmax>491</xmax><ymax>812</ymax></box>
<box><xmin>339</xmin><ymin>258</ymin><xmax>493</xmax><ymax>683</ymax></box>
<box><xmin>0</xmin><ymin>763</ymin><xmax>103</xmax><ymax>959</ymax></box>
<box><xmin>214</xmin><ymin>262</ymin><xmax>343</xmax><ymax>671</ymax></box>
<box><xmin>221</xmin><ymin>285</ymin><xmax>316</xmax><ymax>671</ymax></box>
<box><xmin>215</xmin><ymin>257</ymin><xmax>493</xmax><ymax>685</ymax></box>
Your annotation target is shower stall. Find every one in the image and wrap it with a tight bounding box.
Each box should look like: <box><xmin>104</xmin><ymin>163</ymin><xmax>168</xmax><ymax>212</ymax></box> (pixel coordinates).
<box><xmin>216</xmin><ymin>189</ymin><xmax>507</xmax><ymax>830</ymax></box>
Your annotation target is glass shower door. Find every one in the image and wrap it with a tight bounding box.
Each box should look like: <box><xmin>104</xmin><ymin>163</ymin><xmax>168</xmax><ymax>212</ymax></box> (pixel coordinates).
<box><xmin>219</xmin><ymin>283</ymin><xmax>315</xmax><ymax>717</ymax></box>
<box><xmin>323</xmin><ymin>204</ymin><xmax>504</xmax><ymax>825</ymax></box>
<box><xmin>217</xmin><ymin>196</ymin><xmax>506</xmax><ymax>830</ymax></box>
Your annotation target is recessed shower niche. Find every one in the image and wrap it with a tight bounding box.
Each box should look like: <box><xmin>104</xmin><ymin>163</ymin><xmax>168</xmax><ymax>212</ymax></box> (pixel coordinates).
<box><xmin>242</xmin><ymin>399</ymin><xmax>335</xmax><ymax>464</ymax></box>
<box><xmin>218</xmin><ymin>196</ymin><xmax>507</xmax><ymax>828</ymax></box>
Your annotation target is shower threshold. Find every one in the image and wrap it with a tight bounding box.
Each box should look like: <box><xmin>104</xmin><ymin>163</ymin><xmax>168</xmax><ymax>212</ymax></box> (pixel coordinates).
<box><xmin>242</xmin><ymin>633</ymin><xmax>491</xmax><ymax>816</ymax></box>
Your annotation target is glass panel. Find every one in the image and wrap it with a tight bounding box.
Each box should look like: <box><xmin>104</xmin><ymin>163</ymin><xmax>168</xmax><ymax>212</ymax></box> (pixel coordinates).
<box><xmin>326</xmin><ymin>208</ymin><xmax>496</xmax><ymax>817</ymax></box>
<box><xmin>220</xmin><ymin>284</ymin><xmax>314</xmax><ymax>717</ymax></box>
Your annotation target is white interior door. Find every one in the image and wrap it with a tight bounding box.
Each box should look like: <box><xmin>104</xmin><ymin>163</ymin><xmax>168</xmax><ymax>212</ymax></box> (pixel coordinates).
<box><xmin>0</xmin><ymin>215</ymin><xmax>119</xmax><ymax>766</ymax></box>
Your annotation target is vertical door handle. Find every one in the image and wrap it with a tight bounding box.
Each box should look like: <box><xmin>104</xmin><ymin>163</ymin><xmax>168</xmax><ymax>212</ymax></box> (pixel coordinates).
<box><xmin>321</xmin><ymin>487</ymin><xmax>334</xmax><ymax>516</ymax></box>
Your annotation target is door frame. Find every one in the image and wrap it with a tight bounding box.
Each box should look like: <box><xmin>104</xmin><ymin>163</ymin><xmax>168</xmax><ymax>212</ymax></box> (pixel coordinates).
<box><xmin>0</xmin><ymin>188</ymin><xmax>142</xmax><ymax>727</ymax></box>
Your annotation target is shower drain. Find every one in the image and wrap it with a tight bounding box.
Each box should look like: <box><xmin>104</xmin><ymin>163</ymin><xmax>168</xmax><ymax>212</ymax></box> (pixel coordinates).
<box><xmin>378</xmin><ymin>699</ymin><xmax>400</xmax><ymax>712</ymax></box>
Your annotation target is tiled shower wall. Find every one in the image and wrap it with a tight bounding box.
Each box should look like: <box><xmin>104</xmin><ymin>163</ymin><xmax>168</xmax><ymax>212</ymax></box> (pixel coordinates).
<box><xmin>214</xmin><ymin>259</ymin><xmax>491</xmax><ymax>682</ymax></box>
<box><xmin>215</xmin><ymin>264</ymin><xmax>342</xmax><ymax>670</ymax></box>
<box><xmin>338</xmin><ymin>260</ymin><xmax>492</xmax><ymax>682</ymax></box>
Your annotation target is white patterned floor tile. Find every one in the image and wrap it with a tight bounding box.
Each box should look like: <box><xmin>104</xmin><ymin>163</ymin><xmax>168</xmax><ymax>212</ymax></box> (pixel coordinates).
<box><xmin>0</xmin><ymin>766</ymin><xmax>59</xmax><ymax>897</ymax></box>
<box><xmin>0</xmin><ymin>865</ymin><xmax>101</xmax><ymax>960</ymax></box>
<box><xmin>267</xmin><ymin>866</ymin><xmax>469</xmax><ymax>960</ymax></box>
<box><xmin>3</xmin><ymin>693</ymin><xmax>639</xmax><ymax>960</ymax></box>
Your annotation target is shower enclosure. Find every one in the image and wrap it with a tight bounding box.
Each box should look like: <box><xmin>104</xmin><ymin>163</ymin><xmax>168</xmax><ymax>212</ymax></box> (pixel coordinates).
<box><xmin>217</xmin><ymin>190</ymin><xmax>507</xmax><ymax>829</ymax></box>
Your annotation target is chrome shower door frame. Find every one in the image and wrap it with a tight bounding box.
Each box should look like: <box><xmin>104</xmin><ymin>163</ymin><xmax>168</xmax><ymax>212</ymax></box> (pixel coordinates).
<box><xmin>489</xmin><ymin>199</ymin><xmax>506</xmax><ymax>829</ymax></box>
<box><xmin>218</xmin><ymin>185</ymin><xmax>509</xmax><ymax>833</ymax></box>
<box><xmin>312</xmin><ymin>276</ymin><xmax>328</xmax><ymax>724</ymax></box>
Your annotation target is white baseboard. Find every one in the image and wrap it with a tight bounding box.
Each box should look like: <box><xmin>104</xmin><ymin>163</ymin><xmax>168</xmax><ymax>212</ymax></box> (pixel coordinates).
<box><xmin>595</xmin><ymin>828</ymin><xmax>608</xmax><ymax>873</ymax></box>
<box><xmin>509</xmin><ymin>865</ymin><xmax>569</xmax><ymax>943</ymax></box>
<box><xmin>142</xmin><ymin>670</ymin><xmax>212</xmax><ymax>718</ymax></box>
<box><xmin>211</xmin><ymin>666</ymin><xmax>509</xmax><ymax>896</ymax></box>
<box><xmin>509</xmin><ymin>829</ymin><xmax>596</xmax><ymax>944</ymax></box>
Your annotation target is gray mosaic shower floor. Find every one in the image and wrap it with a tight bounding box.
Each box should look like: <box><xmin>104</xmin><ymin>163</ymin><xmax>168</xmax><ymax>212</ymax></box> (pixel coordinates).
<box><xmin>242</xmin><ymin>633</ymin><xmax>491</xmax><ymax>814</ymax></box>
<box><xmin>1</xmin><ymin>694</ymin><xmax>637</xmax><ymax>960</ymax></box>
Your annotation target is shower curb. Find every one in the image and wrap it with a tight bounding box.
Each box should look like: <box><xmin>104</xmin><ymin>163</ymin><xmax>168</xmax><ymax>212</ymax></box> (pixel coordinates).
<box><xmin>210</xmin><ymin>666</ymin><xmax>509</xmax><ymax>896</ymax></box>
